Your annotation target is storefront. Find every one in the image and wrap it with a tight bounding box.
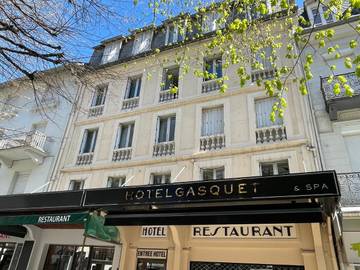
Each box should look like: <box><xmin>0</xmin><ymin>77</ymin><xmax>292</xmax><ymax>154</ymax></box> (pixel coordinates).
<box><xmin>0</xmin><ymin>171</ymin><xmax>341</xmax><ymax>270</ymax></box>
<box><xmin>83</xmin><ymin>171</ymin><xmax>341</xmax><ymax>270</ymax></box>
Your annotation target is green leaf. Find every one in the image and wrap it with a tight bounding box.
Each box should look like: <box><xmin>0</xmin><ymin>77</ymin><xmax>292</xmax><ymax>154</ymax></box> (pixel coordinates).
<box><xmin>345</xmin><ymin>57</ymin><xmax>353</xmax><ymax>69</ymax></box>
<box><xmin>338</xmin><ymin>75</ymin><xmax>347</xmax><ymax>84</ymax></box>
<box><xmin>344</xmin><ymin>84</ymin><xmax>354</xmax><ymax>97</ymax></box>
<box><xmin>333</xmin><ymin>83</ymin><xmax>341</xmax><ymax>95</ymax></box>
<box><xmin>350</xmin><ymin>40</ymin><xmax>358</xmax><ymax>49</ymax></box>
<box><xmin>356</xmin><ymin>65</ymin><xmax>360</xmax><ymax>77</ymax></box>
<box><xmin>350</xmin><ymin>0</ymin><xmax>360</xmax><ymax>9</ymax></box>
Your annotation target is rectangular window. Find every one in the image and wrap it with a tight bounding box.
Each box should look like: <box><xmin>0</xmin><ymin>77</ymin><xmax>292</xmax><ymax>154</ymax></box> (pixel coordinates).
<box><xmin>125</xmin><ymin>76</ymin><xmax>142</xmax><ymax>99</ymax></box>
<box><xmin>201</xmin><ymin>106</ymin><xmax>224</xmax><ymax>136</ymax></box>
<box><xmin>115</xmin><ymin>123</ymin><xmax>134</xmax><ymax>149</ymax></box>
<box><xmin>322</xmin><ymin>6</ymin><xmax>334</xmax><ymax>23</ymax></box>
<box><xmin>157</xmin><ymin>115</ymin><xmax>176</xmax><ymax>143</ymax></box>
<box><xmin>165</xmin><ymin>24</ymin><xmax>184</xmax><ymax>45</ymax></box>
<box><xmin>101</xmin><ymin>41</ymin><xmax>121</xmax><ymax>64</ymax></box>
<box><xmin>68</xmin><ymin>180</ymin><xmax>84</xmax><ymax>191</ymax></box>
<box><xmin>107</xmin><ymin>176</ymin><xmax>126</xmax><ymax>188</ymax></box>
<box><xmin>312</xmin><ymin>8</ymin><xmax>322</xmax><ymax>25</ymax></box>
<box><xmin>151</xmin><ymin>173</ymin><xmax>171</xmax><ymax>185</ymax></box>
<box><xmin>162</xmin><ymin>67</ymin><xmax>179</xmax><ymax>90</ymax></box>
<box><xmin>260</xmin><ymin>160</ymin><xmax>289</xmax><ymax>176</ymax></box>
<box><xmin>79</xmin><ymin>129</ymin><xmax>98</xmax><ymax>153</ymax></box>
<box><xmin>43</xmin><ymin>245</ymin><xmax>114</xmax><ymax>270</ymax></box>
<box><xmin>201</xmin><ymin>167</ymin><xmax>225</xmax><ymax>180</ymax></box>
<box><xmin>91</xmin><ymin>85</ymin><xmax>107</xmax><ymax>107</ymax></box>
<box><xmin>255</xmin><ymin>98</ymin><xmax>283</xmax><ymax>128</ymax></box>
<box><xmin>253</xmin><ymin>47</ymin><xmax>273</xmax><ymax>71</ymax></box>
<box><xmin>204</xmin><ymin>56</ymin><xmax>222</xmax><ymax>80</ymax></box>
<box><xmin>202</xmin><ymin>12</ymin><xmax>224</xmax><ymax>33</ymax></box>
<box><xmin>133</xmin><ymin>30</ymin><xmax>153</xmax><ymax>55</ymax></box>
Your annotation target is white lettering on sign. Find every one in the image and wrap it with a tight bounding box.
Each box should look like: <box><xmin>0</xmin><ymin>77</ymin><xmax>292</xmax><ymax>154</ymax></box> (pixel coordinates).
<box><xmin>141</xmin><ymin>226</ymin><xmax>168</xmax><ymax>238</ymax></box>
<box><xmin>191</xmin><ymin>224</ymin><xmax>296</xmax><ymax>239</ymax></box>
<box><xmin>38</xmin><ymin>215</ymin><xmax>71</xmax><ymax>224</ymax></box>
<box><xmin>137</xmin><ymin>249</ymin><xmax>167</xmax><ymax>259</ymax></box>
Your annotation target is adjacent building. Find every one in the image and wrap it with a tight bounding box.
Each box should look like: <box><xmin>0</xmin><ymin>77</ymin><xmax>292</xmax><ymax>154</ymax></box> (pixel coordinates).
<box><xmin>301</xmin><ymin>0</ymin><xmax>360</xmax><ymax>269</ymax></box>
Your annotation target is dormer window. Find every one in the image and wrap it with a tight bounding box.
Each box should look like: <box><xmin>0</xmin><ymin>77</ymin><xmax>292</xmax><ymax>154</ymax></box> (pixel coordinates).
<box><xmin>165</xmin><ymin>24</ymin><xmax>185</xmax><ymax>45</ymax></box>
<box><xmin>101</xmin><ymin>41</ymin><xmax>121</xmax><ymax>64</ymax></box>
<box><xmin>310</xmin><ymin>5</ymin><xmax>335</xmax><ymax>26</ymax></box>
<box><xmin>202</xmin><ymin>11</ymin><xmax>224</xmax><ymax>34</ymax></box>
<box><xmin>133</xmin><ymin>30</ymin><xmax>153</xmax><ymax>55</ymax></box>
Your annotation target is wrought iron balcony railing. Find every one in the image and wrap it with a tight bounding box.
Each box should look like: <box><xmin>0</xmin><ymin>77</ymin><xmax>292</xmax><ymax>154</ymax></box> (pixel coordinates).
<box><xmin>0</xmin><ymin>130</ymin><xmax>46</xmax><ymax>151</ymax></box>
<box><xmin>338</xmin><ymin>172</ymin><xmax>360</xmax><ymax>207</ymax></box>
<box><xmin>321</xmin><ymin>72</ymin><xmax>360</xmax><ymax>120</ymax></box>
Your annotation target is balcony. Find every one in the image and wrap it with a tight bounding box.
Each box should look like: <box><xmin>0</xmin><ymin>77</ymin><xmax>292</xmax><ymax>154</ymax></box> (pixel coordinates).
<box><xmin>337</xmin><ymin>172</ymin><xmax>360</xmax><ymax>207</ymax></box>
<box><xmin>112</xmin><ymin>147</ymin><xmax>132</xmax><ymax>161</ymax></box>
<box><xmin>251</xmin><ymin>68</ymin><xmax>276</xmax><ymax>82</ymax></box>
<box><xmin>0</xmin><ymin>130</ymin><xmax>47</xmax><ymax>167</ymax></box>
<box><xmin>202</xmin><ymin>79</ymin><xmax>221</xmax><ymax>93</ymax></box>
<box><xmin>122</xmin><ymin>97</ymin><xmax>139</xmax><ymax>110</ymax></box>
<box><xmin>200</xmin><ymin>134</ymin><xmax>226</xmax><ymax>151</ymax></box>
<box><xmin>76</xmin><ymin>153</ymin><xmax>93</xmax><ymax>166</ymax></box>
<box><xmin>153</xmin><ymin>141</ymin><xmax>175</xmax><ymax>157</ymax></box>
<box><xmin>159</xmin><ymin>89</ymin><xmax>178</xmax><ymax>103</ymax></box>
<box><xmin>321</xmin><ymin>72</ymin><xmax>360</xmax><ymax>120</ymax></box>
<box><xmin>88</xmin><ymin>105</ymin><xmax>104</xmax><ymax>117</ymax></box>
<box><xmin>255</xmin><ymin>125</ymin><xmax>287</xmax><ymax>144</ymax></box>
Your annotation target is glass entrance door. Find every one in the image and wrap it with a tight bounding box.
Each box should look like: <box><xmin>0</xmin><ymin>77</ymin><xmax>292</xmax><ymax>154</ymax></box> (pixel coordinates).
<box><xmin>0</xmin><ymin>242</ymin><xmax>16</xmax><ymax>270</ymax></box>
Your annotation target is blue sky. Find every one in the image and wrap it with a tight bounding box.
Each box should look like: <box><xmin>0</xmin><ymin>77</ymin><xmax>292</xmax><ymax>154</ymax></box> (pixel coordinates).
<box><xmin>71</xmin><ymin>0</ymin><xmax>304</xmax><ymax>62</ymax></box>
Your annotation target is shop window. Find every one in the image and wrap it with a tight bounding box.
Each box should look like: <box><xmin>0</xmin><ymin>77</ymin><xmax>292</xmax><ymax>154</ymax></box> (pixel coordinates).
<box><xmin>0</xmin><ymin>242</ymin><xmax>16</xmax><ymax>269</ymax></box>
<box><xmin>151</xmin><ymin>173</ymin><xmax>171</xmax><ymax>185</ymax></box>
<box><xmin>260</xmin><ymin>160</ymin><xmax>289</xmax><ymax>176</ymax></box>
<box><xmin>107</xmin><ymin>176</ymin><xmax>126</xmax><ymax>188</ymax></box>
<box><xmin>43</xmin><ymin>245</ymin><xmax>114</xmax><ymax>270</ymax></box>
<box><xmin>69</xmin><ymin>180</ymin><xmax>84</xmax><ymax>191</ymax></box>
<box><xmin>79</xmin><ymin>129</ymin><xmax>98</xmax><ymax>154</ymax></box>
<box><xmin>204</xmin><ymin>56</ymin><xmax>222</xmax><ymax>81</ymax></box>
<box><xmin>125</xmin><ymin>76</ymin><xmax>142</xmax><ymax>99</ymax></box>
<box><xmin>201</xmin><ymin>167</ymin><xmax>225</xmax><ymax>180</ymax></box>
<box><xmin>115</xmin><ymin>123</ymin><xmax>135</xmax><ymax>149</ymax></box>
<box><xmin>156</xmin><ymin>115</ymin><xmax>176</xmax><ymax>143</ymax></box>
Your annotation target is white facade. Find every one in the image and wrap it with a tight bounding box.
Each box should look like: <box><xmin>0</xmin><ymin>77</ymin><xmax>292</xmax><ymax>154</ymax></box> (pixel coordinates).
<box><xmin>0</xmin><ymin>70</ymin><xmax>78</xmax><ymax>195</ymax></box>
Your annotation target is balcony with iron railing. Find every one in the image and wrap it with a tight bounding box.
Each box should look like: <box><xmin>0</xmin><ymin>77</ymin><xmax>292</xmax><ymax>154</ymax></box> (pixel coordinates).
<box><xmin>0</xmin><ymin>130</ymin><xmax>47</xmax><ymax>167</ymax></box>
<box><xmin>321</xmin><ymin>72</ymin><xmax>360</xmax><ymax>120</ymax></box>
<box><xmin>337</xmin><ymin>172</ymin><xmax>360</xmax><ymax>207</ymax></box>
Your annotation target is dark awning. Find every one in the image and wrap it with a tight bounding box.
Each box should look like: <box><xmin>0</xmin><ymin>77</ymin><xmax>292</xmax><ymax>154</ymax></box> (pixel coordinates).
<box><xmin>105</xmin><ymin>206</ymin><xmax>324</xmax><ymax>226</ymax></box>
<box><xmin>0</xmin><ymin>225</ymin><xmax>27</xmax><ymax>238</ymax></box>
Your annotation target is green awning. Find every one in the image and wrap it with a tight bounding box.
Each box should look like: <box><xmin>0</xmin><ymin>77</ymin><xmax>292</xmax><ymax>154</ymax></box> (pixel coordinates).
<box><xmin>0</xmin><ymin>211</ymin><xmax>120</xmax><ymax>244</ymax></box>
<box><xmin>0</xmin><ymin>212</ymin><xmax>88</xmax><ymax>226</ymax></box>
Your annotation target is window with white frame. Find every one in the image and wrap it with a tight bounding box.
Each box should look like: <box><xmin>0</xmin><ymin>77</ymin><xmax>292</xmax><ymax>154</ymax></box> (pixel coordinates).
<box><xmin>165</xmin><ymin>24</ymin><xmax>184</xmax><ymax>45</ymax></box>
<box><xmin>91</xmin><ymin>85</ymin><xmax>107</xmax><ymax>107</ymax></box>
<box><xmin>260</xmin><ymin>160</ymin><xmax>289</xmax><ymax>176</ymax></box>
<box><xmin>115</xmin><ymin>123</ymin><xmax>134</xmax><ymax>149</ymax></box>
<box><xmin>204</xmin><ymin>56</ymin><xmax>222</xmax><ymax>81</ymax></box>
<box><xmin>322</xmin><ymin>6</ymin><xmax>334</xmax><ymax>23</ymax></box>
<box><xmin>79</xmin><ymin>129</ymin><xmax>98</xmax><ymax>154</ymax></box>
<box><xmin>151</xmin><ymin>173</ymin><xmax>171</xmax><ymax>185</ymax></box>
<box><xmin>311</xmin><ymin>5</ymin><xmax>334</xmax><ymax>26</ymax></box>
<box><xmin>69</xmin><ymin>180</ymin><xmax>85</xmax><ymax>191</ymax></box>
<box><xmin>107</xmin><ymin>176</ymin><xmax>126</xmax><ymax>188</ymax></box>
<box><xmin>101</xmin><ymin>41</ymin><xmax>122</xmax><ymax>64</ymax></box>
<box><xmin>311</xmin><ymin>7</ymin><xmax>322</xmax><ymax>25</ymax></box>
<box><xmin>253</xmin><ymin>47</ymin><xmax>273</xmax><ymax>71</ymax></box>
<box><xmin>156</xmin><ymin>115</ymin><xmax>176</xmax><ymax>143</ymax></box>
<box><xmin>201</xmin><ymin>106</ymin><xmax>224</xmax><ymax>136</ymax></box>
<box><xmin>162</xmin><ymin>66</ymin><xmax>179</xmax><ymax>90</ymax></box>
<box><xmin>202</xmin><ymin>11</ymin><xmax>224</xmax><ymax>33</ymax></box>
<box><xmin>133</xmin><ymin>30</ymin><xmax>153</xmax><ymax>55</ymax></box>
<box><xmin>125</xmin><ymin>76</ymin><xmax>142</xmax><ymax>99</ymax></box>
<box><xmin>201</xmin><ymin>167</ymin><xmax>225</xmax><ymax>180</ymax></box>
<box><xmin>255</xmin><ymin>98</ymin><xmax>283</xmax><ymax>128</ymax></box>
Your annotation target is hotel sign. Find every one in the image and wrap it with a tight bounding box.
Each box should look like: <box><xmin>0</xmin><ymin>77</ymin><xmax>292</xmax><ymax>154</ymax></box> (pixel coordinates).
<box><xmin>84</xmin><ymin>171</ymin><xmax>339</xmax><ymax>207</ymax></box>
<box><xmin>192</xmin><ymin>224</ymin><xmax>296</xmax><ymax>239</ymax></box>
<box><xmin>137</xmin><ymin>249</ymin><xmax>167</xmax><ymax>259</ymax></box>
<box><xmin>141</xmin><ymin>226</ymin><xmax>168</xmax><ymax>238</ymax></box>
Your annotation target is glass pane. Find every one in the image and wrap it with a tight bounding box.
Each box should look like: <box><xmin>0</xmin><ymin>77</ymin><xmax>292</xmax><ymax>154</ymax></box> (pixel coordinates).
<box><xmin>215</xmin><ymin>167</ymin><xmax>224</xmax><ymax>179</ymax></box>
<box><xmin>158</xmin><ymin>118</ymin><xmax>168</xmax><ymax>143</ymax></box>
<box><xmin>128</xmin><ymin>124</ymin><xmax>134</xmax><ymax>147</ymax></box>
<box><xmin>277</xmin><ymin>161</ymin><xmax>290</xmax><ymax>175</ymax></box>
<box><xmin>83</xmin><ymin>130</ymin><xmax>94</xmax><ymax>153</ymax></box>
<box><xmin>0</xmin><ymin>242</ymin><xmax>16</xmax><ymax>270</ymax></box>
<box><xmin>153</xmin><ymin>175</ymin><xmax>163</xmax><ymax>185</ymax></box>
<box><xmin>128</xmin><ymin>79</ymin><xmax>137</xmax><ymax>98</ymax></box>
<box><xmin>261</xmin><ymin>163</ymin><xmax>274</xmax><ymax>176</ymax></box>
<box><xmin>119</xmin><ymin>125</ymin><xmax>129</xmax><ymax>148</ymax></box>
<box><xmin>137</xmin><ymin>259</ymin><xmax>166</xmax><ymax>270</ymax></box>
<box><xmin>164</xmin><ymin>174</ymin><xmax>171</xmax><ymax>184</ymax></box>
<box><xmin>202</xmin><ymin>169</ymin><xmax>214</xmax><ymax>180</ymax></box>
<box><xmin>215</xmin><ymin>59</ymin><xmax>222</xmax><ymax>78</ymax></box>
<box><xmin>312</xmin><ymin>8</ymin><xmax>322</xmax><ymax>25</ymax></box>
<box><xmin>204</xmin><ymin>60</ymin><xmax>214</xmax><ymax>75</ymax></box>
<box><xmin>72</xmin><ymin>246</ymin><xmax>90</xmax><ymax>270</ymax></box>
<box><xmin>169</xmin><ymin>116</ymin><xmax>176</xmax><ymax>141</ymax></box>
<box><xmin>107</xmin><ymin>177</ymin><xmax>120</xmax><ymax>188</ymax></box>
<box><xmin>89</xmin><ymin>247</ymin><xmax>114</xmax><ymax>270</ymax></box>
<box><xmin>136</xmin><ymin>78</ymin><xmax>142</xmax><ymax>97</ymax></box>
<box><xmin>43</xmin><ymin>245</ymin><xmax>76</xmax><ymax>270</ymax></box>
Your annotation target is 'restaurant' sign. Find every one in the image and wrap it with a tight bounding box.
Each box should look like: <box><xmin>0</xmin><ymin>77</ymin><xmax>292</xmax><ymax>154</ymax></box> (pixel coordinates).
<box><xmin>137</xmin><ymin>249</ymin><xmax>167</xmax><ymax>259</ymax></box>
<box><xmin>84</xmin><ymin>171</ymin><xmax>339</xmax><ymax>207</ymax></box>
<box><xmin>141</xmin><ymin>226</ymin><xmax>168</xmax><ymax>238</ymax></box>
<box><xmin>191</xmin><ymin>224</ymin><xmax>296</xmax><ymax>239</ymax></box>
